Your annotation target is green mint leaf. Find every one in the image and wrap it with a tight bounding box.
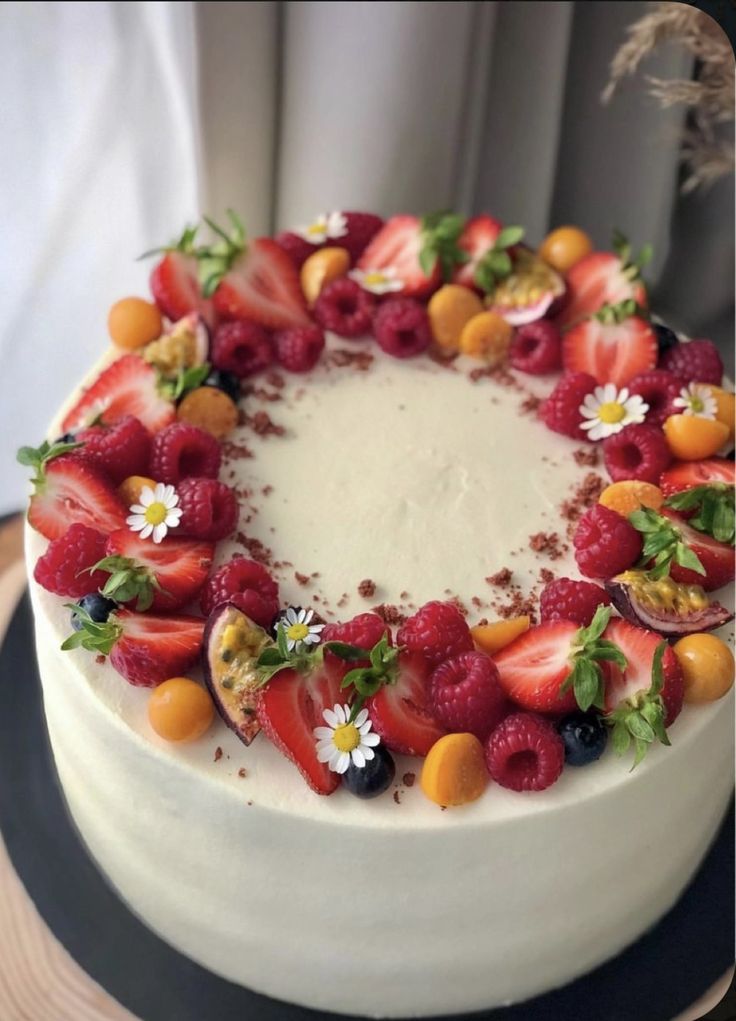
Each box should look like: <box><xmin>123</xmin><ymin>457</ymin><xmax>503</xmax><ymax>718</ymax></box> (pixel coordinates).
<box><xmin>418</xmin><ymin>246</ymin><xmax>438</xmax><ymax>277</ymax></box>
<box><xmin>172</xmin><ymin>362</ymin><xmax>211</xmax><ymax>401</ymax></box>
<box><xmin>61</xmin><ymin>604</ymin><xmax>120</xmax><ymax>656</ymax></box>
<box><xmin>712</xmin><ymin>499</ymin><xmax>735</xmax><ymax>544</ymax></box>
<box><xmin>488</xmin><ymin>251</ymin><xmax>512</xmax><ymax>276</ymax></box>
<box><xmin>627</xmin><ymin>712</ymin><xmax>655</xmax><ymax>744</ymax></box>
<box><xmin>611</xmin><ymin>720</ymin><xmax>631</xmax><ymax>757</ymax></box>
<box><xmin>570</xmin><ymin>659</ymin><xmax>603</xmax><ymax>712</ymax></box>
<box><xmin>323</xmin><ymin>641</ymin><xmax>370</xmax><ymax>662</ymax></box>
<box><xmin>257</xmin><ymin>647</ymin><xmax>286</xmax><ymax>667</ymax></box>
<box><xmin>495</xmin><ymin>225</ymin><xmax>524</xmax><ymax>250</ymax></box>
<box><xmin>276</xmin><ymin>625</ymin><xmax>289</xmax><ymax>659</ymax></box>
<box><xmin>674</xmin><ymin>542</ymin><xmax>705</xmax><ymax>575</ymax></box>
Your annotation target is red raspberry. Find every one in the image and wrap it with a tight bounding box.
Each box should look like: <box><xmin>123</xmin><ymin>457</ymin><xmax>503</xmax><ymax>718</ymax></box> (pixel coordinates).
<box><xmin>200</xmin><ymin>557</ymin><xmax>279</xmax><ymax>626</ymax></box>
<box><xmin>397</xmin><ymin>601</ymin><xmax>473</xmax><ymax>670</ymax></box>
<box><xmin>627</xmin><ymin>370</ymin><xmax>682</xmax><ymax>427</ymax></box>
<box><xmin>212</xmin><ymin>320</ymin><xmax>273</xmax><ymax>378</ymax></box>
<box><xmin>33</xmin><ymin>524</ymin><xmax>108</xmax><ymax>597</ymax></box>
<box><xmin>539</xmin><ymin>577</ymin><xmax>612</xmax><ymax>626</ymax></box>
<box><xmin>541</xmin><ymin>372</ymin><xmax>597</xmax><ymax>440</ymax></box>
<box><xmin>76</xmin><ymin>415</ymin><xmax>151</xmax><ymax>484</ymax></box>
<box><xmin>314</xmin><ymin>278</ymin><xmax>376</xmax><ymax>338</ymax></box>
<box><xmin>274</xmin><ymin>231</ymin><xmax>318</xmax><ymax>269</ymax></box>
<box><xmin>149</xmin><ymin>423</ymin><xmax>221</xmax><ymax>484</ymax></box>
<box><xmin>274</xmin><ymin>325</ymin><xmax>325</xmax><ymax>373</ymax></box>
<box><xmin>660</xmin><ymin>339</ymin><xmax>723</xmax><ymax>386</ymax></box>
<box><xmin>509</xmin><ymin>320</ymin><xmax>562</xmax><ymax>375</ymax></box>
<box><xmin>485</xmin><ymin>712</ymin><xmax>564</xmax><ymax>792</ymax></box>
<box><xmin>340</xmin><ymin>212</ymin><xmax>384</xmax><ymax>263</ymax></box>
<box><xmin>373</xmin><ymin>298</ymin><xmax>431</xmax><ymax>359</ymax></box>
<box><xmin>429</xmin><ymin>651</ymin><xmax>507</xmax><ymax>740</ymax></box>
<box><xmin>573</xmin><ymin>504</ymin><xmax>642</xmax><ymax>579</ymax></box>
<box><xmin>176</xmin><ymin>478</ymin><xmax>239</xmax><ymax>541</ymax></box>
<box><xmin>603</xmin><ymin>423</ymin><xmax>672</xmax><ymax>484</ymax></box>
<box><xmin>323</xmin><ymin>612</ymin><xmax>391</xmax><ymax>671</ymax></box>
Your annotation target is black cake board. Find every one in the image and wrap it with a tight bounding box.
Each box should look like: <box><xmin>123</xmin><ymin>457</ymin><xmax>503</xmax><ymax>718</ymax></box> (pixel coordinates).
<box><xmin>0</xmin><ymin>590</ymin><xmax>733</xmax><ymax>1021</ymax></box>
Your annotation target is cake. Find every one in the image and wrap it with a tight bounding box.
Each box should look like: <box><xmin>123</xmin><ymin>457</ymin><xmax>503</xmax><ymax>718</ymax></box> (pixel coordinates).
<box><xmin>21</xmin><ymin>210</ymin><xmax>735</xmax><ymax>1017</ymax></box>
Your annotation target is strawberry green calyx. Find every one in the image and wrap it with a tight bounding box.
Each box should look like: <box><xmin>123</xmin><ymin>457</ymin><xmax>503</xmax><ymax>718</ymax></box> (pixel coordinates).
<box><xmin>16</xmin><ymin>439</ymin><xmax>82</xmax><ymax>488</ymax></box>
<box><xmin>611</xmin><ymin>229</ymin><xmax>652</xmax><ymax>283</ymax></box>
<box><xmin>607</xmin><ymin>641</ymin><xmax>670</xmax><ymax>769</ymax></box>
<box><xmin>629</xmin><ymin>507</ymin><xmax>706</xmax><ymax>579</ymax></box>
<box><xmin>255</xmin><ymin>622</ymin><xmax>325</xmax><ymax>686</ymax></box>
<box><xmin>61</xmin><ymin>605</ymin><xmax>121</xmax><ymax>655</ymax></box>
<box><xmin>419</xmin><ymin>211</ymin><xmax>468</xmax><ymax>281</ymax></box>
<box><xmin>329</xmin><ymin>635</ymin><xmax>401</xmax><ymax>720</ymax></box>
<box><xmin>473</xmin><ymin>225</ymin><xmax>525</xmax><ymax>294</ymax></box>
<box><xmin>90</xmin><ymin>556</ymin><xmax>165</xmax><ymax>612</ymax></box>
<box><xmin>594</xmin><ymin>298</ymin><xmax>649</xmax><ymax>325</ymax></box>
<box><xmin>158</xmin><ymin>362</ymin><xmax>211</xmax><ymax>403</ymax></box>
<box><xmin>561</xmin><ymin>605</ymin><xmax>628</xmax><ymax>712</ymax></box>
<box><xmin>665</xmin><ymin>484</ymin><xmax>735</xmax><ymax>546</ymax></box>
<box><xmin>139</xmin><ymin>223</ymin><xmax>201</xmax><ymax>261</ymax></box>
<box><xmin>197</xmin><ymin>210</ymin><xmax>247</xmax><ymax>297</ymax></box>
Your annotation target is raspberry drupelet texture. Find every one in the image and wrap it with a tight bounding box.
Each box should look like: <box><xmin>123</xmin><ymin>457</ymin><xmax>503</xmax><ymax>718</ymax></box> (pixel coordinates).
<box><xmin>573</xmin><ymin>504</ymin><xmax>642</xmax><ymax>579</ymax></box>
<box><xmin>541</xmin><ymin>372</ymin><xmax>597</xmax><ymax>440</ymax></box>
<box><xmin>212</xmin><ymin>320</ymin><xmax>274</xmax><ymax>378</ymax></box>
<box><xmin>274</xmin><ymin>325</ymin><xmax>326</xmax><ymax>373</ymax></box>
<box><xmin>33</xmin><ymin>524</ymin><xmax>109</xmax><ymax>597</ymax></box>
<box><xmin>314</xmin><ymin>278</ymin><xmax>376</xmax><ymax>338</ymax></box>
<box><xmin>509</xmin><ymin>320</ymin><xmax>562</xmax><ymax>375</ymax></box>
<box><xmin>539</xmin><ymin>577</ymin><xmax>612</xmax><ymax>626</ymax></box>
<box><xmin>175</xmin><ymin>477</ymin><xmax>239</xmax><ymax>541</ymax></box>
<box><xmin>200</xmin><ymin>557</ymin><xmax>280</xmax><ymax>626</ymax></box>
<box><xmin>397</xmin><ymin>601</ymin><xmax>474</xmax><ymax>670</ymax></box>
<box><xmin>323</xmin><ymin>612</ymin><xmax>391</xmax><ymax>670</ymax></box>
<box><xmin>76</xmin><ymin>415</ymin><xmax>151</xmax><ymax>484</ymax></box>
<box><xmin>274</xmin><ymin>231</ymin><xmax>317</xmax><ymax>269</ymax></box>
<box><xmin>660</xmin><ymin>338</ymin><xmax>723</xmax><ymax>386</ymax></box>
<box><xmin>627</xmin><ymin>370</ymin><xmax>682</xmax><ymax>428</ymax></box>
<box><xmin>603</xmin><ymin>423</ymin><xmax>672</xmax><ymax>484</ymax></box>
<box><xmin>485</xmin><ymin>712</ymin><xmax>565</xmax><ymax>792</ymax></box>
<box><xmin>429</xmin><ymin>651</ymin><xmax>507</xmax><ymax>740</ymax></box>
<box><xmin>149</xmin><ymin>423</ymin><xmax>222</xmax><ymax>484</ymax></box>
<box><xmin>373</xmin><ymin>298</ymin><xmax>432</xmax><ymax>359</ymax></box>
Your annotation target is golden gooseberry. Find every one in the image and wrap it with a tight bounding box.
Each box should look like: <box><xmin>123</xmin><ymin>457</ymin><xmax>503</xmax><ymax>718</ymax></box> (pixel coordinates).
<box><xmin>538</xmin><ymin>226</ymin><xmax>593</xmax><ymax>274</ymax></box>
<box><xmin>108</xmin><ymin>297</ymin><xmax>163</xmax><ymax>350</ymax></box>
<box><xmin>148</xmin><ymin>677</ymin><xmax>215</xmax><ymax>743</ymax></box>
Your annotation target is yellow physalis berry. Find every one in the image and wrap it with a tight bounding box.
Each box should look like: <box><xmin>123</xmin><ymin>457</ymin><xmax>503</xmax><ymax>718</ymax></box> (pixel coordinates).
<box><xmin>471</xmin><ymin>617</ymin><xmax>530</xmax><ymax>656</ymax></box>
<box><xmin>705</xmin><ymin>385</ymin><xmax>735</xmax><ymax>443</ymax></box>
<box><xmin>458</xmin><ymin>311</ymin><xmax>513</xmax><ymax>365</ymax></box>
<box><xmin>300</xmin><ymin>247</ymin><xmax>350</xmax><ymax>306</ymax></box>
<box><xmin>427</xmin><ymin>284</ymin><xmax>484</xmax><ymax>354</ymax></box>
<box><xmin>148</xmin><ymin>677</ymin><xmax>215</xmax><ymax>743</ymax></box>
<box><xmin>108</xmin><ymin>297</ymin><xmax>163</xmax><ymax>350</ymax></box>
<box><xmin>673</xmin><ymin>634</ymin><xmax>734</xmax><ymax>704</ymax></box>
<box><xmin>538</xmin><ymin>226</ymin><xmax>593</xmax><ymax>274</ymax></box>
<box><xmin>177</xmin><ymin>387</ymin><xmax>239</xmax><ymax>439</ymax></box>
<box><xmin>420</xmin><ymin>733</ymin><xmax>488</xmax><ymax>807</ymax></box>
<box><xmin>599</xmin><ymin>481</ymin><xmax>664</xmax><ymax>518</ymax></box>
<box><xmin>663</xmin><ymin>414</ymin><xmax>729</xmax><ymax>461</ymax></box>
<box><xmin>118</xmin><ymin>474</ymin><xmax>157</xmax><ymax>507</ymax></box>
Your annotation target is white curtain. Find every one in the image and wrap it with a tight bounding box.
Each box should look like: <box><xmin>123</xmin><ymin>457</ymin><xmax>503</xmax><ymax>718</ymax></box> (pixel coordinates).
<box><xmin>1</xmin><ymin>0</ymin><xmax>733</xmax><ymax>515</ymax></box>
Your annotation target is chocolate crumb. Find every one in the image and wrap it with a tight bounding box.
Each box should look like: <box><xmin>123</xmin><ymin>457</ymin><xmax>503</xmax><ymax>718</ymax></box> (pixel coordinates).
<box><xmin>528</xmin><ymin>531</ymin><xmax>566</xmax><ymax>561</ymax></box>
<box><xmin>358</xmin><ymin>578</ymin><xmax>376</xmax><ymax>598</ymax></box>
<box><xmin>265</xmin><ymin>371</ymin><xmax>285</xmax><ymax>389</ymax></box>
<box><xmin>373</xmin><ymin>603</ymin><xmax>407</xmax><ymax>625</ymax></box>
<box><xmin>539</xmin><ymin>567</ymin><xmax>555</xmax><ymax>584</ymax></box>
<box><xmin>393</xmin><ymin>790</ymin><xmax>401</xmax><ymax>805</ymax></box>
<box><xmin>214</xmin><ymin>747</ymin><xmax>223</xmax><ymax>762</ymax></box>
<box><xmin>95</xmin><ymin>654</ymin><xmax>106</xmax><ymax>665</ymax></box>
<box><xmin>328</xmin><ymin>348</ymin><xmax>374</xmax><ymax>371</ymax></box>
<box><xmin>238</xmin><ymin>768</ymin><xmax>247</xmax><ymax>778</ymax></box>
<box><xmin>402</xmin><ymin>772</ymin><xmax>416</xmax><ymax>787</ymax></box>
<box><xmin>246</xmin><ymin>410</ymin><xmax>285</xmax><ymax>437</ymax></box>
<box><xmin>519</xmin><ymin>394</ymin><xmax>542</xmax><ymax>415</ymax></box>
<box><xmin>262</xmin><ymin>485</ymin><xmax>273</xmax><ymax>497</ymax></box>
<box><xmin>221</xmin><ymin>439</ymin><xmax>254</xmax><ymax>460</ymax></box>
<box><xmin>486</xmin><ymin>568</ymin><xmax>513</xmax><ymax>587</ymax></box>
<box><xmin>295</xmin><ymin>571</ymin><xmax>310</xmax><ymax>586</ymax></box>
<box><xmin>573</xmin><ymin>447</ymin><xmax>599</xmax><ymax>467</ymax></box>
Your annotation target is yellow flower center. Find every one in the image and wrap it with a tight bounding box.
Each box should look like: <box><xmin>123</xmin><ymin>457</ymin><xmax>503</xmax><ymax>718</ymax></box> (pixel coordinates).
<box><xmin>287</xmin><ymin>622</ymin><xmax>309</xmax><ymax>642</ymax></box>
<box><xmin>332</xmin><ymin>722</ymin><xmax>360</xmax><ymax>753</ymax></box>
<box><xmin>144</xmin><ymin>502</ymin><xmax>168</xmax><ymax>525</ymax></box>
<box><xmin>306</xmin><ymin>222</ymin><xmax>324</xmax><ymax>237</ymax></box>
<box><xmin>690</xmin><ymin>396</ymin><xmax>704</xmax><ymax>413</ymax></box>
<box><xmin>364</xmin><ymin>271</ymin><xmax>387</xmax><ymax>287</ymax></box>
<box><xmin>598</xmin><ymin>401</ymin><xmax>626</xmax><ymax>424</ymax></box>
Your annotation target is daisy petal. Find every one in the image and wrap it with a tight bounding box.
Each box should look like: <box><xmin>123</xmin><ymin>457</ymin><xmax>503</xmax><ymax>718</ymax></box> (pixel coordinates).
<box><xmin>313</xmin><ymin>727</ymin><xmax>333</xmax><ymax>741</ymax></box>
<box><xmin>351</xmin><ymin>748</ymin><xmax>366</xmax><ymax>769</ymax></box>
<box><xmin>354</xmin><ymin>708</ymin><xmax>369</xmax><ymax>728</ymax></box>
<box><xmin>317</xmin><ymin>744</ymin><xmax>336</xmax><ymax>763</ymax></box>
<box><xmin>362</xmin><ymin>732</ymin><xmax>381</xmax><ymax>746</ymax></box>
<box><xmin>139</xmin><ymin>522</ymin><xmax>154</xmax><ymax>539</ymax></box>
<box><xmin>335</xmin><ymin>704</ymin><xmax>347</xmax><ymax>725</ymax></box>
<box><xmin>323</xmin><ymin>708</ymin><xmax>339</xmax><ymax>728</ymax></box>
<box><xmin>139</xmin><ymin>487</ymin><xmax>155</xmax><ymax>507</ymax></box>
<box><xmin>335</xmin><ymin>752</ymin><xmax>350</xmax><ymax>774</ymax></box>
<box><xmin>152</xmin><ymin>522</ymin><xmax>167</xmax><ymax>543</ymax></box>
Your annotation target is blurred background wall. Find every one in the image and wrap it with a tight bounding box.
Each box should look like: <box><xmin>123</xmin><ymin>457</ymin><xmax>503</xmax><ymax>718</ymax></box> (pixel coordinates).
<box><xmin>1</xmin><ymin>0</ymin><xmax>733</xmax><ymax>514</ymax></box>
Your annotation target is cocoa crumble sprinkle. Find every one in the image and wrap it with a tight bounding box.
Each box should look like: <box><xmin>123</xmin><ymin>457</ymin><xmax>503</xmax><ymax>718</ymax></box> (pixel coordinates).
<box><xmin>393</xmin><ymin>790</ymin><xmax>401</xmax><ymax>805</ymax></box>
<box><xmin>539</xmin><ymin>568</ymin><xmax>555</xmax><ymax>584</ymax></box>
<box><xmin>221</xmin><ymin>440</ymin><xmax>254</xmax><ymax>460</ymax></box>
<box><xmin>373</xmin><ymin>603</ymin><xmax>407</xmax><ymax>625</ymax></box>
<box><xmin>328</xmin><ymin>348</ymin><xmax>374</xmax><ymax>371</ymax></box>
<box><xmin>519</xmin><ymin>394</ymin><xmax>542</xmax><ymax>415</ymax></box>
<box><xmin>238</xmin><ymin>768</ymin><xmax>247</xmax><ymax>778</ymax></box>
<box><xmin>486</xmin><ymin>568</ymin><xmax>513</xmax><ymax>587</ymax></box>
<box><xmin>214</xmin><ymin>747</ymin><xmax>223</xmax><ymax>763</ymax></box>
<box><xmin>402</xmin><ymin>772</ymin><xmax>416</xmax><ymax>787</ymax></box>
<box><xmin>399</xmin><ymin>590</ymin><xmax>409</xmax><ymax>600</ymax></box>
<box><xmin>244</xmin><ymin>384</ymin><xmax>283</xmax><ymax>403</ymax></box>
<box><xmin>495</xmin><ymin>593</ymin><xmax>538</xmax><ymax>622</ymax></box>
<box><xmin>471</xmin><ymin>596</ymin><xmax>483</xmax><ymax>608</ymax></box>
<box><xmin>573</xmin><ymin>447</ymin><xmax>599</xmax><ymax>467</ymax></box>
<box><xmin>95</xmin><ymin>654</ymin><xmax>106</xmax><ymax>665</ymax></box>
<box><xmin>235</xmin><ymin>533</ymin><xmax>273</xmax><ymax>564</ymax></box>
<box><xmin>295</xmin><ymin>571</ymin><xmax>310</xmax><ymax>586</ymax></box>
<box><xmin>477</xmin><ymin>617</ymin><xmax>489</xmax><ymax>626</ymax></box>
<box><xmin>528</xmin><ymin>531</ymin><xmax>566</xmax><ymax>561</ymax></box>
<box><xmin>468</xmin><ymin>365</ymin><xmax>521</xmax><ymax>390</ymax></box>
<box><xmin>428</xmin><ymin>349</ymin><xmax>458</xmax><ymax>370</ymax></box>
<box><xmin>358</xmin><ymin>578</ymin><xmax>376</xmax><ymax>598</ymax></box>
<box><xmin>245</xmin><ymin>410</ymin><xmax>285</xmax><ymax>437</ymax></box>
<box><xmin>265</xmin><ymin>371</ymin><xmax>285</xmax><ymax>389</ymax></box>
<box><xmin>560</xmin><ymin>472</ymin><xmax>606</xmax><ymax>523</ymax></box>
<box><xmin>261</xmin><ymin>484</ymin><xmax>274</xmax><ymax>497</ymax></box>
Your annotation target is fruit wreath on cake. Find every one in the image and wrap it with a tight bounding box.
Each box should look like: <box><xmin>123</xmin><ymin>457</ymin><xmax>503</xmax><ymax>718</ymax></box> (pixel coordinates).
<box><xmin>19</xmin><ymin>209</ymin><xmax>735</xmax><ymax>806</ymax></box>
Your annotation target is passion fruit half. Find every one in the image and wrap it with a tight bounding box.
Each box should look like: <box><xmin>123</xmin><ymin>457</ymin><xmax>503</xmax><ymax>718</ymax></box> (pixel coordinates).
<box><xmin>605</xmin><ymin>570</ymin><xmax>733</xmax><ymax>637</ymax></box>
<box><xmin>488</xmin><ymin>248</ymin><xmax>565</xmax><ymax>326</ymax></box>
<box><xmin>203</xmin><ymin>603</ymin><xmax>271</xmax><ymax>745</ymax></box>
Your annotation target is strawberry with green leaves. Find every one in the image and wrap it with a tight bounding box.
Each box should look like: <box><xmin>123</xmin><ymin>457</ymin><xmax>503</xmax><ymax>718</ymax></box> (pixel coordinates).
<box><xmin>629</xmin><ymin>506</ymin><xmax>733</xmax><ymax>590</ymax></box>
<box><xmin>659</xmin><ymin>459</ymin><xmax>735</xmax><ymax>499</ymax></box>
<box><xmin>146</xmin><ymin>224</ymin><xmax>215</xmax><ymax>327</ymax></box>
<box><xmin>557</xmin><ymin>230</ymin><xmax>651</xmax><ymax>331</ymax></box>
<box><xmin>562</xmin><ymin>298</ymin><xmax>657</xmax><ymax>387</ymax></box>
<box><xmin>60</xmin><ymin>354</ymin><xmax>176</xmax><ymax>436</ymax></box>
<box><xmin>451</xmin><ymin>214</ymin><xmax>502</xmax><ymax>289</ymax></box>
<box><xmin>664</xmin><ymin>483</ymin><xmax>735</xmax><ymax>545</ymax></box>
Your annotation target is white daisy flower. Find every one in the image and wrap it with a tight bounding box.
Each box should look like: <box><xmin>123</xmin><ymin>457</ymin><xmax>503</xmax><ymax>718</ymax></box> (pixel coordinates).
<box><xmin>281</xmin><ymin>606</ymin><xmax>324</xmax><ymax>652</ymax></box>
<box><xmin>672</xmin><ymin>382</ymin><xmax>717</xmax><ymax>420</ymax></box>
<box><xmin>579</xmin><ymin>383</ymin><xmax>649</xmax><ymax>441</ymax></box>
<box><xmin>126</xmin><ymin>483</ymin><xmax>183</xmax><ymax>544</ymax></box>
<box><xmin>348</xmin><ymin>266</ymin><xmax>404</xmax><ymax>295</ymax></box>
<box><xmin>294</xmin><ymin>211</ymin><xmax>348</xmax><ymax>245</ymax></box>
<box><xmin>314</xmin><ymin>704</ymin><xmax>381</xmax><ymax>774</ymax></box>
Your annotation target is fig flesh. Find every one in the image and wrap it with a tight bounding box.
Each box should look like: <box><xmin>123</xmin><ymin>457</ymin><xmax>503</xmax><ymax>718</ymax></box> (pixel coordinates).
<box><xmin>605</xmin><ymin>571</ymin><xmax>733</xmax><ymax>637</ymax></box>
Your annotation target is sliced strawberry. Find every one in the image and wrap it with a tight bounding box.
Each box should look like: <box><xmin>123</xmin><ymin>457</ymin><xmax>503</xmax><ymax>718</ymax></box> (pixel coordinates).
<box><xmin>103</xmin><ymin>530</ymin><xmax>215</xmax><ymax>611</ymax></box>
<box><xmin>452</xmin><ymin>214</ymin><xmax>502</xmax><ymax>289</ymax></box>
<box><xmin>110</xmin><ymin>610</ymin><xmax>205</xmax><ymax>687</ymax></box>
<box><xmin>340</xmin><ymin>211</ymin><xmax>384</xmax><ymax>263</ymax></box>
<box><xmin>557</xmin><ymin>252</ymin><xmax>647</xmax><ymax>331</ymax></box>
<box><xmin>257</xmin><ymin>664</ymin><xmax>343</xmax><ymax>794</ymax></box>
<box><xmin>213</xmin><ymin>238</ymin><xmax>310</xmax><ymax>329</ymax></box>
<box><xmin>61</xmin><ymin>355</ymin><xmax>175</xmax><ymax>435</ymax></box>
<box><xmin>660</xmin><ymin>459</ymin><xmax>735</xmax><ymax>498</ymax></box>
<box><xmin>662</xmin><ymin>509</ymin><xmax>734</xmax><ymax>591</ymax></box>
<box><xmin>492</xmin><ymin>621</ymin><xmax>580</xmax><ymax>715</ymax></box>
<box><xmin>603</xmin><ymin>618</ymin><xmax>684</xmax><ymax>726</ymax></box>
<box><xmin>357</xmin><ymin>215</ymin><xmax>440</xmax><ymax>299</ymax></box>
<box><xmin>562</xmin><ymin>314</ymin><xmax>657</xmax><ymax>387</ymax></box>
<box><xmin>28</xmin><ymin>455</ymin><xmax>128</xmax><ymax>540</ymax></box>
<box><xmin>366</xmin><ymin>651</ymin><xmax>445</xmax><ymax>756</ymax></box>
<box><xmin>150</xmin><ymin>251</ymin><xmax>215</xmax><ymax>327</ymax></box>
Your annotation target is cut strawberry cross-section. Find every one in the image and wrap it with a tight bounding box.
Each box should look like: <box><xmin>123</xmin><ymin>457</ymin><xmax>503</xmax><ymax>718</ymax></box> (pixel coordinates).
<box><xmin>60</xmin><ymin>354</ymin><xmax>176</xmax><ymax>435</ymax></box>
<box><xmin>562</xmin><ymin>301</ymin><xmax>657</xmax><ymax>387</ymax></box>
<box><xmin>146</xmin><ymin>223</ymin><xmax>215</xmax><ymax>327</ymax></box>
<box><xmin>366</xmin><ymin>651</ymin><xmax>446</xmax><ymax>757</ymax></box>
<box><xmin>556</xmin><ymin>232</ymin><xmax>651</xmax><ymax>331</ymax></box>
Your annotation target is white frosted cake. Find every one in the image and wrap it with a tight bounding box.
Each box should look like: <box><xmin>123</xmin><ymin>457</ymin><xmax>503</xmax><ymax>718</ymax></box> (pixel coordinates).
<box><xmin>21</xmin><ymin>210</ymin><xmax>735</xmax><ymax>1016</ymax></box>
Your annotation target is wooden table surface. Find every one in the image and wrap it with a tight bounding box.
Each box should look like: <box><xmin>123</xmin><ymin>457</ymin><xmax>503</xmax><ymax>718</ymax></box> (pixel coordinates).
<box><xmin>0</xmin><ymin>514</ymin><xmax>731</xmax><ymax>1021</ymax></box>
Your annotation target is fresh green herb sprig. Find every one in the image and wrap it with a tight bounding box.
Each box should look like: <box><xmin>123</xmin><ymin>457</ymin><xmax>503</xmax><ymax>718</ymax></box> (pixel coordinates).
<box><xmin>255</xmin><ymin>624</ymin><xmax>325</xmax><ymax>685</ymax></box>
<box><xmin>473</xmin><ymin>225</ymin><xmax>525</xmax><ymax>294</ymax></box>
<box><xmin>17</xmin><ymin>439</ymin><xmax>83</xmax><ymax>485</ymax></box>
<box><xmin>61</xmin><ymin>604</ymin><xmax>121</xmax><ymax>655</ymax></box>
<box><xmin>89</xmin><ymin>556</ymin><xmax>167</xmax><ymax>613</ymax></box>
<box><xmin>328</xmin><ymin>635</ymin><xmax>400</xmax><ymax>721</ymax></box>
<box><xmin>665</xmin><ymin>484</ymin><xmax>734</xmax><ymax>546</ymax></box>
<box><xmin>139</xmin><ymin>223</ymin><xmax>200</xmax><ymax>261</ymax></box>
<box><xmin>607</xmin><ymin>641</ymin><xmax>671</xmax><ymax>769</ymax></box>
<box><xmin>611</xmin><ymin>229</ymin><xmax>653</xmax><ymax>282</ymax></box>
<box><xmin>159</xmin><ymin>362</ymin><xmax>212</xmax><ymax>402</ymax></box>
<box><xmin>197</xmin><ymin>210</ymin><xmax>247</xmax><ymax>297</ymax></box>
<box><xmin>629</xmin><ymin>507</ymin><xmax>705</xmax><ymax>580</ymax></box>
<box><xmin>560</xmin><ymin>605</ymin><xmax>628</xmax><ymax>712</ymax></box>
<box><xmin>594</xmin><ymin>297</ymin><xmax>649</xmax><ymax>325</ymax></box>
<box><xmin>418</xmin><ymin>211</ymin><xmax>468</xmax><ymax>281</ymax></box>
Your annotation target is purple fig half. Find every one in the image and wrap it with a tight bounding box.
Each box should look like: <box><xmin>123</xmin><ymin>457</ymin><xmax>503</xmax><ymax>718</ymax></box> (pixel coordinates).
<box><xmin>605</xmin><ymin>571</ymin><xmax>734</xmax><ymax>637</ymax></box>
<box><xmin>203</xmin><ymin>602</ymin><xmax>271</xmax><ymax>746</ymax></box>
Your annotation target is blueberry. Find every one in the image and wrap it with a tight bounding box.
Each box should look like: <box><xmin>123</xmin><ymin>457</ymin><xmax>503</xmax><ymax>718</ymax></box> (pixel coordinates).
<box><xmin>653</xmin><ymin>323</ymin><xmax>679</xmax><ymax>358</ymax></box>
<box><xmin>556</xmin><ymin>712</ymin><xmax>608</xmax><ymax>767</ymax></box>
<box><xmin>342</xmin><ymin>744</ymin><xmax>395</xmax><ymax>799</ymax></box>
<box><xmin>54</xmin><ymin>432</ymin><xmax>77</xmax><ymax>444</ymax></box>
<box><xmin>204</xmin><ymin>369</ymin><xmax>240</xmax><ymax>403</ymax></box>
<box><xmin>71</xmin><ymin>593</ymin><xmax>117</xmax><ymax>630</ymax></box>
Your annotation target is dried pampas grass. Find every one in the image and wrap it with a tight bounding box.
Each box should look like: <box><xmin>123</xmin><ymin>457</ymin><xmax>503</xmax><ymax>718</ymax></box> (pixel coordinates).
<box><xmin>603</xmin><ymin>2</ymin><xmax>734</xmax><ymax>192</ymax></box>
